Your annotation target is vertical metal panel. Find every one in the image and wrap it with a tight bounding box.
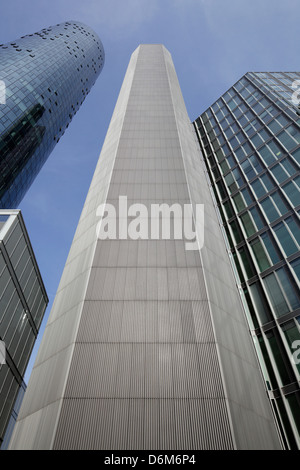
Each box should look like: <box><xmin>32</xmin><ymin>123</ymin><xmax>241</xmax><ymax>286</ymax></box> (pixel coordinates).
<box><xmin>10</xmin><ymin>45</ymin><xmax>281</xmax><ymax>450</ymax></box>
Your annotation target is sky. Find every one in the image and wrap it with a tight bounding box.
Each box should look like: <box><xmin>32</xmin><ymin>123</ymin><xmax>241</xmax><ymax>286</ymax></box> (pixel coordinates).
<box><xmin>1</xmin><ymin>0</ymin><xmax>300</xmax><ymax>382</ymax></box>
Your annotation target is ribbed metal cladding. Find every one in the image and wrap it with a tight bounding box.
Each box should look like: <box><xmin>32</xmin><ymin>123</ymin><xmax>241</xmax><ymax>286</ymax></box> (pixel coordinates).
<box><xmin>9</xmin><ymin>45</ymin><xmax>281</xmax><ymax>450</ymax></box>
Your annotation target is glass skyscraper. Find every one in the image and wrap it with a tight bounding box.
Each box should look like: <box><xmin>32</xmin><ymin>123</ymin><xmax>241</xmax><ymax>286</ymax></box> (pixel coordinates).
<box><xmin>0</xmin><ymin>20</ymin><xmax>104</xmax><ymax>208</ymax></box>
<box><xmin>194</xmin><ymin>72</ymin><xmax>300</xmax><ymax>449</ymax></box>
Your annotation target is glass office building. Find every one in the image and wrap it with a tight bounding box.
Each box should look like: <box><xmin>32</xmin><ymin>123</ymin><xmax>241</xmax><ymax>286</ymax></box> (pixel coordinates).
<box><xmin>0</xmin><ymin>210</ymin><xmax>48</xmax><ymax>447</ymax></box>
<box><xmin>194</xmin><ymin>72</ymin><xmax>300</xmax><ymax>449</ymax></box>
<box><xmin>0</xmin><ymin>20</ymin><xmax>104</xmax><ymax>208</ymax></box>
<box><xmin>0</xmin><ymin>380</ymin><xmax>26</xmax><ymax>450</ymax></box>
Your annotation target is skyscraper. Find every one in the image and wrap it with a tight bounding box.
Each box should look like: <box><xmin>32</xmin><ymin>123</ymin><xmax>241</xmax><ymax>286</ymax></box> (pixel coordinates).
<box><xmin>0</xmin><ymin>20</ymin><xmax>104</xmax><ymax>208</ymax></box>
<box><xmin>194</xmin><ymin>72</ymin><xmax>300</xmax><ymax>449</ymax></box>
<box><xmin>9</xmin><ymin>46</ymin><xmax>281</xmax><ymax>450</ymax></box>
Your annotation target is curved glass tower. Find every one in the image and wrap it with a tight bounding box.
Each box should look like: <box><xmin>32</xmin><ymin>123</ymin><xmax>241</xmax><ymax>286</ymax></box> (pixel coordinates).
<box><xmin>0</xmin><ymin>20</ymin><xmax>104</xmax><ymax>208</ymax></box>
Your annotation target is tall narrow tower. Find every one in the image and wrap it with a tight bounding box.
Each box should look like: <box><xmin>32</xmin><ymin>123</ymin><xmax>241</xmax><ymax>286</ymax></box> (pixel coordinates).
<box><xmin>0</xmin><ymin>20</ymin><xmax>104</xmax><ymax>208</ymax></box>
<box><xmin>9</xmin><ymin>45</ymin><xmax>281</xmax><ymax>450</ymax></box>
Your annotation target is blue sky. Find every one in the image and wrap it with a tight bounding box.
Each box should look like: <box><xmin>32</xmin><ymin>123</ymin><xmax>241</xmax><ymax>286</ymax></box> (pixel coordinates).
<box><xmin>1</xmin><ymin>0</ymin><xmax>299</xmax><ymax>381</ymax></box>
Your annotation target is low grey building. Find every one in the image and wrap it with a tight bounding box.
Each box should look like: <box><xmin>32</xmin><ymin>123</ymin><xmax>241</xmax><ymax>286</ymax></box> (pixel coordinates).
<box><xmin>0</xmin><ymin>210</ymin><xmax>48</xmax><ymax>446</ymax></box>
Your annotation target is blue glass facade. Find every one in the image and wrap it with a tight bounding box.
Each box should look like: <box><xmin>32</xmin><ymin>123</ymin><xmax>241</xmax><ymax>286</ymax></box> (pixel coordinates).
<box><xmin>194</xmin><ymin>72</ymin><xmax>300</xmax><ymax>449</ymax></box>
<box><xmin>0</xmin><ymin>20</ymin><xmax>104</xmax><ymax>208</ymax></box>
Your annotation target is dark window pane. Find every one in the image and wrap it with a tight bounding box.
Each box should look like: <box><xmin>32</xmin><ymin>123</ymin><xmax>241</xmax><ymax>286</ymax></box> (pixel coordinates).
<box><xmin>290</xmin><ymin>258</ymin><xmax>300</xmax><ymax>282</ymax></box>
<box><xmin>277</xmin><ymin>268</ymin><xmax>300</xmax><ymax>311</ymax></box>
<box><xmin>263</xmin><ymin>273</ymin><xmax>290</xmax><ymax>317</ymax></box>
<box><xmin>273</xmin><ymin>222</ymin><xmax>298</xmax><ymax>256</ymax></box>
<box><xmin>251</xmin><ymin>238</ymin><xmax>270</xmax><ymax>271</ymax></box>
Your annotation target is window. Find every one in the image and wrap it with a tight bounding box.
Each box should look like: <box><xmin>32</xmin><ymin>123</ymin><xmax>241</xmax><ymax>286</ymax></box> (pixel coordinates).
<box><xmin>251</xmin><ymin>178</ymin><xmax>265</xmax><ymax>198</ymax></box>
<box><xmin>241</xmin><ymin>154</ymin><xmax>263</xmax><ymax>180</ymax></box>
<box><xmin>290</xmin><ymin>257</ymin><xmax>300</xmax><ymax>282</ymax></box>
<box><xmin>244</xmin><ymin>119</ymin><xmax>262</xmax><ymax>137</ymax></box>
<box><xmin>260</xmin><ymin>191</ymin><xmax>289</xmax><ymax>222</ymax></box>
<box><xmin>242</xmin><ymin>187</ymin><xmax>253</xmax><ymax>205</ymax></box>
<box><xmin>241</xmin><ymin>159</ymin><xmax>255</xmax><ymax>180</ymax></box>
<box><xmin>225</xmin><ymin>173</ymin><xmax>238</xmax><ymax>193</ymax></box>
<box><xmin>241</xmin><ymin>142</ymin><xmax>253</xmax><ymax>157</ymax></box>
<box><xmin>240</xmin><ymin>206</ymin><xmax>264</xmax><ymax>235</ymax></box>
<box><xmin>238</xmin><ymin>114</ymin><xmax>248</xmax><ymax>127</ymax></box>
<box><xmin>249</xmin><ymin>206</ymin><xmax>264</xmax><ymax>230</ymax></box>
<box><xmin>259</xmin><ymin>105</ymin><xmax>278</xmax><ymax>124</ymax></box>
<box><xmin>227</xmin><ymin>155</ymin><xmax>235</xmax><ymax>168</ymax></box>
<box><xmin>229</xmin><ymin>219</ymin><xmax>243</xmax><ymax>244</ymax></box>
<box><xmin>216</xmin><ymin>148</ymin><xmax>225</xmax><ymax>162</ymax></box>
<box><xmin>250</xmin><ymin>238</ymin><xmax>271</xmax><ymax>271</ymax></box>
<box><xmin>261</xmin><ymin>231</ymin><xmax>280</xmax><ymax>264</ymax></box>
<box><xmin>249</xmin><ymin>282</ymin><xmax>271</xmax><ymax>324</ymax></box>
<box><xmin>273</xmin><ymin>221</ymin><xmax>298</xmax><ymax>256</ymax></box>
<box><xmin>251</xmin><ymin>133</ymin><xmax>264</xmax><ymax>148</ymax></box>
<box><xmin>277</xmin><ymin>125</ymin><xmax>300</xmax><ymax>151</ymax></box>
<box><xmin>229</xmin><ymin>135</ymin><xmax>239</xmax><ymax>149</ymax></box>
<box><xmin>221</xmin><ymin>143</ymin><xmax>231</xmax><ymax>156</ymax></box>
<box><xmin>258</xmin><ymin>140</ymin><xmax>282</xmax><ymax>166</ymax></box>
<box><xmin>271</xmin><ymin>191</ymin><xmax>290</xmax><ymax>214</ymax></box>
<box><xmin>223</xmin><ymin>201</ymin><xmax>234</xmax><ymax>219</ymax></box>
<box><xmin>232</xmin><ymin>192</ymin><xmax>246</xmax><ymax>212</ymax></box>
<box><xmin>270</xmin><ymin>158</ymin><xmax>297</xmax><ymax>184</ymax></box>
<box><xmin>240</xmin><ymin>212</ymin><xmax>256</xmax><ymax>237</ymax></box>
<box><xmin>227</xmin><ymin>98</ymin><xmax>237</xmax><ymax>110</ymax></box>
<box><xmin>225</xmin><ymin>126</ymin><xmax>234</xmax><ymax>139</ymax></box>
<box><xmin>220</xmin><ymin>159</ymin><xmax>230</xmax><ymax>175</ymax></box>
<box><xmin>235</xmin><ymin>147</ymin><xmax>246</xmax><ymax>162</ymax></box>
<box><xmin>260</xmin><ymin>173</ymin><xmax>274</xmax><ymax>191</ymax></box>
<box><xmin>238</xmin><ymin>246</ymin><xmax>255</xmax><ymax>279</ymax></box>
<box><xmin>267</xmin><ymin>114</ymin><xmax>288</xmax><ymax>134</ymax></box>
<box><xmin>251</xmin><ymin>174</ymin><xmax>274</xmax><ymax>198</ymax></box>
<box><xmin>285</xmin><ymin>216</ymin><xmax>300</xmax><ymax>245</ymax></box>
<box><xmin>282</xmin><ymin>176</ymin><xmax>300</xmax><ymax>207</ymax></box>
<box><xmin>250</xmin><ymin>231</ymin><xmax>280</xmax><ymax>272</ymax></box>
<box><xmin>291</xmin><ymin>147</ymin><xmax>300</xmax><ymax>165</ymax></box>
<box><xmin>216</xmin><ymin>180</ymin><xmax>227</xmax><ymax>200</ymax></box>
<box><xmin>276</xmin><ymin>268</ymin><xmax>300</xmax><ymax>311</ymax></box>
<box><xmin>253</xmin><ymin>101</ymin><xmax>264</xmax><ymax>114</ymax></box>
<box><xmin>263</xmin><ymin>272</ymin><xmax>290</xmax><ymax>317</ymax></box>
<box><xmin>265</xmin><ymin>330</ymin><xmax>292</xmax><ymax>386</ymax></box>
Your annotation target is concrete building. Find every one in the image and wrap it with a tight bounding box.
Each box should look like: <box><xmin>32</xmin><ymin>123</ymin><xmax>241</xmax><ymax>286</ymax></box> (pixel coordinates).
<box><xmin>9</xmin><ymin>45</ymin><xmax>281</xmax><ymax>450</ymax></box>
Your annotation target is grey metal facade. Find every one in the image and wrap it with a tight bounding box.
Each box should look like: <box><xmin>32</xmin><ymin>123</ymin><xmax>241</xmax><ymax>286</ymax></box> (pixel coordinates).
<box><xmin>0</xmin><ymin>210</ymin><xmax>48</xmax><ymax>446</ymax></box>
<box><xmin>0</xmin><ymin>20</ymin><xmax>104</xmax><ymax>208</ymax></box>
<box><xmin>9</xmin><ymin>46</ymin><xmax>281</xmax><ymax>450</ymax></box>
<box><xmin>194</xmin><ymin>72</ymin><xmax>300</xmax><ymax>449</ymax></box>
